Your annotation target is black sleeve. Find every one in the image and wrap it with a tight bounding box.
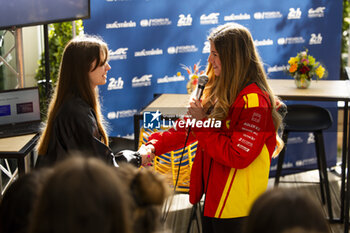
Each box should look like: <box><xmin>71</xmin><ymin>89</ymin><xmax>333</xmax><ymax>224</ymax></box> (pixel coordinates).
<box><xmin>114</xmin><ymin>150</ymin><xmax>141</xmax><ymax>167</ymax></box>
<box><xmin>54</xmin><ymin>104</ymin><xmax>114</xmax><ymax>165</ymax></box>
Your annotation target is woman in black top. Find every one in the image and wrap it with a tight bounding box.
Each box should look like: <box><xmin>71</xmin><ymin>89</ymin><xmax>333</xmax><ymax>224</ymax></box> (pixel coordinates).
<box><xmin>36</xmin><ymin>35</ymin><xmax>148</xmax><ymax>167</ymax></box>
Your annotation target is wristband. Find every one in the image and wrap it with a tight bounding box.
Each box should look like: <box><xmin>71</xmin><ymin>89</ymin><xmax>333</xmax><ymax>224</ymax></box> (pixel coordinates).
<box><xmin>134</xmin><ymin>151</ymin><xmax>142</xmax><ymax>168</ymax></box>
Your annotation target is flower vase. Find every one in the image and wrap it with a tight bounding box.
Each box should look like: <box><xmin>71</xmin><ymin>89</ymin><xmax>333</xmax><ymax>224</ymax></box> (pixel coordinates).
<box><xmin>187</xmin><ymin>81</ymin><xmax>195</xmax><ymax>94</ymax></box>
<box><xmin>294</xmin><ymin>75</ymin><xmax>311</xmax><ymax>89</ymax></box>
<box><xmin>187</xmin><ymin>76</ymin><xmax>198</xmax><ymax>94</ymax></box>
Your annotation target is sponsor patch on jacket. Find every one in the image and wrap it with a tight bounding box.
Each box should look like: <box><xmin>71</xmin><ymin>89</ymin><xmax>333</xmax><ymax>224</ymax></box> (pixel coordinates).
<box><xmin>243</xmin><ymin>93</ymin><xmax>259</xmax><ymax>109</ymax></box>
<box><xmin>226</xmin><ymin>120</ymin><xmax>231</xmax><ymax>129</ymax></box>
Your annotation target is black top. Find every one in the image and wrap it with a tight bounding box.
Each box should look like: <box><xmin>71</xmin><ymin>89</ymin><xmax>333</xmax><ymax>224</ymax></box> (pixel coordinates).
<box><xmin>36</xmin><ymin>97</ymin><xmax>114</xmax><ymax>168</ymax></box>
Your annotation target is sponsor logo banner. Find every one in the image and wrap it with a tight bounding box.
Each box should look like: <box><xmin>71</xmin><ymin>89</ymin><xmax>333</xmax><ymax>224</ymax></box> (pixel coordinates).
<box><xmin>157</xmin><ymin>75</ymin><xmax>185</xmax><ymax>84</ymax></box>
<box><xmin>224</xmin><ymin>13</ymin><xmax>251</xmax><ymax>21</ymax></box>
<box><xmin>177</xmin><ymin>14</ymin><xmax>192</xmax><ymax>26</ymax></box>
<box><xmin>308</xmin><ymin>7</ymin><xmax>326</xmax><ymax>18</ymax></box>
<box><xmin>140</xmin><ymin>18</ymin><xmax>172</xmax><ymax>27</ymax></box>
<box><xmin>200</xmin><ymin>13</ymin><xmax>220</xmax><ymax>25</ymax></box>
<box><xmin>288</xmin><ymin>8</ymin><xmax>302</xmax><ymax>19</ymax></box>
<box><xmin>109</xmin><ymin>48</ymin><xmax>128</xmax><ymax>60</ymax></box>
<box><xmin>132</xmin><ymin>74</ymin><xmax>152</xmax><ymax>87</ymax></box>
<box><xmin>107</xmin><ymin>109</ymin><xmax>138</xmax><ymax>119</ymax></box>
<box><xmin>168</xmin><ymin>45</ymin><xmax>198</xmax><ymax>54</ymax></box>
<box><xmin>254</xmin><ymin>11</ymin><xmax>283</xmax><ymax>19</ymax></box>
<box><xmin>134</xmin><ymin>48</ymin><xmax>163</xmax><ymax>57</ymax></box>
<box><xmin>107</xmin><ymin>77</ymin><xmax>124</xmax><ymax>90</ymax></box>
<box><xmin>106</xmin><ymin>20</ymin><xmax>137</xmax><ymax>29</ymax></box>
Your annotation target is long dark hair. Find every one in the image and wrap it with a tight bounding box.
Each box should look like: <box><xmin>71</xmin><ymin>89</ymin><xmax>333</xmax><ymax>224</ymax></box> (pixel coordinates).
<box><xmin>38</xmin><ymin>35</ymin><xmax>109</xmax><ymax>155</ymax></box>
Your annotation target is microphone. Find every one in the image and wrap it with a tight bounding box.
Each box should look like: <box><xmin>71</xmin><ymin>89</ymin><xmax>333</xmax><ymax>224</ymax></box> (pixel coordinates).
<box><xmin>194</xmin><ymin>74</ymin><xmax>209</xmax><ymax>100</ymax></box>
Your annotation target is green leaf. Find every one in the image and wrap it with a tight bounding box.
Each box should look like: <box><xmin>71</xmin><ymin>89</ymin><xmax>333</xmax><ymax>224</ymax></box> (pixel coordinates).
<box><xmin>35</xmin><ymin>20</ymin><xmax>83</xmax><ymax>119</ymax></box>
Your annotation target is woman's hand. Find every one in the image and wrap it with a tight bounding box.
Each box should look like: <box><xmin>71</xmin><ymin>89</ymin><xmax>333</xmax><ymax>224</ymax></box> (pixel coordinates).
<box><xmin>187</xmin><ymin>98</ymin><xmax>207</xmax><ymax>120</ymax></box>
<box><xmin>138</xmin><ymin>144</ymin><xmax>155</xmax><ymax>166</ymax></box>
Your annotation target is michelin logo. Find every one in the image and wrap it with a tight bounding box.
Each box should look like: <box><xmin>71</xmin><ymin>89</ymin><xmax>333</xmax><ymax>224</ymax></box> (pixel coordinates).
<box><xmin>106</xmin><ymin>20</ymin><xmax>137</xmax><ymax>29</ymax></box>
<box><xmin>308</xmin><ymin>7</ymin><xmax>325</xmax><ymax>18</ymax></box>
<box><xmin>109</xmin><ymin>48</ymin><xmax>128</xmax><ymax>60</ymax></box>
<box><xmin>140</xmin><ymin>18</ymin><xmax>172</xmax><ymax>27</ymax></box>
<box><xmin>309</xmin><ymin>33</ymin><xmax>322</xmax><ymax>45</ymax></box>
<box><xmin>254</xmin><ymin>39</ymin><xmax>273</xmax><ymax>47</ymax></box>
<box><xmin>177</xmin><ymin>14</ymin><xmax>192</xmax><ymax>26</ymax></box>
<box><xmin>267</xmin><ymin>65</ymin><xmax>288</xmax><ymax>73</ymax></box>
<box><xmin>224</xmin><ymin>13</ymin><xmax>250</xmax><ymax>21</ymax></box>
<box><xmin>132</xmin><ymin>74</ymin><xmax>152</xmax><ymax>87</ymax></box>
<box><xmin>200</xmin><ymin>13</ymin><xmax>220</xmax><ymax>25</ymax></box>
<box><xmin>134</xmin><ymin>48</ymin><xmax>163</xmax><ymax>57</ymax></box>
<box><xmin>168</xmin><ymin>45</ymin><xmax>198</xmax><ymax>54</ymax></box>
<box><xmin>107</xmin><ymin>77</ymin><xmax>124</xmax><ymax>90</ymax></box>
<box><xmin>157</xmin><ymin>75</ymin><xmax>185</xmax><ymax>84</ymax></box>
<box><xmin>288</xmin><ymin>8</ymin><xmax>302</xmax><ymax>19</ymax></box>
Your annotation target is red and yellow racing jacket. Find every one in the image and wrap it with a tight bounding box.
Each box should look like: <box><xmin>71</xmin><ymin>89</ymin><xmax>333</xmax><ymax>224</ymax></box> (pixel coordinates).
<box><xmin>148</xmin><ymin>83</ymin><xmax>277</xmax><ymax>219</ymax></box>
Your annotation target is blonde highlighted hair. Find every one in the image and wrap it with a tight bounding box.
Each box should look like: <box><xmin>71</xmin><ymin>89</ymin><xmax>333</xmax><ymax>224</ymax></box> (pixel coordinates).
<box><xmin>202</xmin><ymin>23</ymin><xmax>283</xmax><ymax>157</ymax></box>
<box><xmin>37</xmin><ymin>35</ymin><xmax>109</xmax><ymax>155</ymax></box>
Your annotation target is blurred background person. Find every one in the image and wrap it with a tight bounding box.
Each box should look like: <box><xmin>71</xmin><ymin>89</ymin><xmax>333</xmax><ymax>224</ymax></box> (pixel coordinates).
<box><xmin>243</xmin><ymin>188</ymin><xmax>330</xmax><ymax>233</ymax></box>
<box><xmin>29</xmin><ymin>155</ymin><xmax>133</xmax><ymax>233</ymax></box>
<box><xmin>116</xmin><ymin>164</ymin><xmax>170</xmax><ymax>233</ymax></box>
<box><xmin>0</xmin><ymin>168</ymin><xmax>53</xmax><ymax>233</ymax></box>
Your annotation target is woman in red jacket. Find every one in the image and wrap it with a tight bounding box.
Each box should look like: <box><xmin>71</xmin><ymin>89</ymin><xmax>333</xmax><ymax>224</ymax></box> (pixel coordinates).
<box><xmin>143</xmin><ymin>23</ymin><xmax>284</xmax><ymax>233</ymax></box>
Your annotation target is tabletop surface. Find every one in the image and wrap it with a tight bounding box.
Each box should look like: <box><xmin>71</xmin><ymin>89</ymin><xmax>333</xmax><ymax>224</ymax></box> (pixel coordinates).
<box><xmin>141</xmin><ymin>79</ymin><xmax>350</xmax><ymax>115</ymax></box>
<box><xmin>0</xmin><ymin>133</ymin><xmax>37</xmax><ymax>152</ymax></box>
<box><xmin>268</xmin><ymin>79</ymin><xmax>350</xmax><ymax>101</ymax></box>
<box><xmin>142</xmin><ymin>93</ymin><xmax>191</xmax><ymax>116</ymax></box>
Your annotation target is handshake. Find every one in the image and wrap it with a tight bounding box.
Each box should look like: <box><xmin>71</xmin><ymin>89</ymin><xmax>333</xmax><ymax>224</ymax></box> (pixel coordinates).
<box><xmin>113</xmin><ymin>96</ymin><xmax>207</xmax><ymax>168</ymax></box>
<box><xmin>138</xmin><ymin>143</ymin><xmax>156</xmax><ymax>166</ymax></box>
<box><xmin>114</xmin><ymin>144</ymin><xmax>155</xmax><ymax>167</ymax></box>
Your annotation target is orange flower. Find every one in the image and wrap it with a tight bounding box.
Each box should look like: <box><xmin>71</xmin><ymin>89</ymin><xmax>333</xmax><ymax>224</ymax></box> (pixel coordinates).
<box><xmin>289</xmin><ymin>63</ymin><xmax>298</xmax><ymax>73</ymax></box>
<box><xmin>194</xmin><ymin>63</ymin><xmax>198</xmax><ymax>73</ymax></box>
